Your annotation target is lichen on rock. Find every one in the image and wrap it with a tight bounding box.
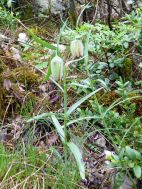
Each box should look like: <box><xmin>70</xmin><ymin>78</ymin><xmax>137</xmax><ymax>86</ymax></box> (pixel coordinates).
<box><xmin>35</xmin><ymin>0</ymin><xmax>65</xmax><ymax>15</ymax></box>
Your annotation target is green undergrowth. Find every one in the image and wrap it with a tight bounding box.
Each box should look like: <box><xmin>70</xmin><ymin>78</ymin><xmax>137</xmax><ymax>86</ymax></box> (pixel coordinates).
<box><xmin>0</xmin><ymin>4</ymin><xmax>142</xmax><ymax>189</ymax></box>
<box><xmin>0</xmin><ymin>143</ymin><xmax>81</xmax><ymax>188</ymax></box>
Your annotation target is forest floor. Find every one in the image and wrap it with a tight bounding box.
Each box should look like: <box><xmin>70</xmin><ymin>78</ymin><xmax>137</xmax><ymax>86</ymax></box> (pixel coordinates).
<box><xmin>0</xmin><ymin>6</ymin><xmax>142</xmax><ymax>189</ymax></box>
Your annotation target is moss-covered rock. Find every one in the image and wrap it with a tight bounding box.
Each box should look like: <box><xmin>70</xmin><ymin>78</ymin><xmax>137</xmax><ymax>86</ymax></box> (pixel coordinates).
<box><xmin>132</xmin><ymin>97</ymin><xmax>142</xmax><ymax>116</ymax></box>
<box><xmin>4</xmin><ymin>66</ymin><xmax>39</xmax><ymax>89</ymax></box>
<box><xmin>0</xmin><ymin>63</ymin><xmax>39</xmax><ymax>120</ymax></box>
<box><xmin>0</xmin><ymin>59</ymin><xmax>7</xmax><ymax>119</ymax></box>
<box><xmin>120</xmin><ymin>58</ymin><xmax>133</xmax><ymax>81</ymax></box>
<box><xmin>9</xmin><ymin>84</ymin><xmax>37</xmax><ymax>117</ymax></box>
<box><xmin>97</xmin><ymin>91</ymin><xmax>119</xmax><ymax>106</ymax></box>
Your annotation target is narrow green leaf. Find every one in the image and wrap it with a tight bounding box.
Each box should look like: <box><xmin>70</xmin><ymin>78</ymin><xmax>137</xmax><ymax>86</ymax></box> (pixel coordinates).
<box><xmin>133</xmin><ymin>165</ymin><xmax>141</xmax><ymax>178</ymax></box>
<box><xmin>49</xmin><ymin>77</ymin><xmax>64</xmax><ymax>92</ymax></box>
<box><xmin>27</xmin><ymin>113</ymin><xmax>53</xmax><ymax>122</ymax></box>
<box><xmin>97</xmin><ymin>79</ymin><xmax>110</xmax><ymax>91</ymax></box>
<box><xmin>51</xmin><ymin>115</ymin><xmax>65</xmax><ymax>143</ymax></box>
<box><xmin>45</xmin><ymin>64</ymin><xmax>51</xmax><ymax>81</ymax></box>
<box><xmin>67</xmin><ymin>142</ymin><xmax>85</xmax><ymax>180</ymax></box>
<box><xmin>70</xmin><ymin>82</ymin><xmax>90</xmax><ymax>89</ymax></box>
<box><xmin>67</xmin><ymin>116</ymin><xmax>100</xmax><ymax>126</ymax></box>
<box><xmin>28</xmin><ymin>30</ymin><xmax>56</xmax><ymax>50</ymax></box>
<box><xmin>67</xmin><ymin>87</ymin><xmax>103</xmax><ymax>116</ymax></box>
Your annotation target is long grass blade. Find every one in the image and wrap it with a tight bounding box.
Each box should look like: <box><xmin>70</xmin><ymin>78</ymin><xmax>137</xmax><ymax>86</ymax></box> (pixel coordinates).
<box><xmin>28</xmin><ymin>30</ymin><xmax>56</xmax><ymax>50</ymax></box>
<box><xmin>66</xmin><ymin>116</ymin><xmax>100</xmax><ymax>126</ymax></box>
<box><xmin>27</xmin><ymin>113</ymin><xmax>53</xmax><ymax>122</ymax></box>
<box><xmin>67</xmin><ymin>87</ymin><xmax>103</xmax><ymax>116</ymax></box>
<box><xmin>51</xmin><ymin>115</ymin><xmax>65</xmax><ymax>143</ymax></box>
<box><xmin>67</xmin><ymin>142</ymin><xmax>85</xmax><ymax>180</ymax></box>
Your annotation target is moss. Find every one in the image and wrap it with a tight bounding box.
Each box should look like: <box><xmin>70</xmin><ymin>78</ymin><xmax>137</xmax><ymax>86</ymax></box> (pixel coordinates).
<box><xmin>0</xmin><ymin>64</ymin><xmax>39</xmax><ymax>119</ymax></box>
<box><xmin>0</xmin><ymin>59</ymin><xmax>7</xmax><ymax>119</ymax></box>
<box><xmin>0</xmin><ymin>57</ymin><xmax>7</xmax><ymax>74</ymax></box>
<box><xmin>30</xmin><ymin>25</ymin><xmax>51</xmax><ymax>37</ymax></box>
<box><xmin>0</xmin><ymin>61</ymin><xmax>4</xmax><ymax>74</ymax></box>
<box><xmin>97</xmin><ymin>91</ymin><xmax>119</xmax><ymax>106</ymax></box>
<box><xmin>132</xmin><ymin>97</ymin><xmax>142</xmax><ymax>117</ymax></box>
<box><xmin>29</xmin><ymin>20</ymin><xmax>59</xmax><ymax>38</ymax></box>
<box><xmin>68</xmin><ymin>1</ymin><xmax>78</xmax><ymax>28</ymax></box>
<box><xmin>21</xmin><ymin>92</ymin><xmax>37</xmax><ymax>116</ymax></box>
<box><xmin>97</xmin><ymin>91</ymin><xmax>142</xmax><ymax>117</ymax></box>
<box><xmin>19</xmin><ymin>2</ymin><xmax>33</xmax><ymax>21</ymax></box>
<box><xmin>3</xmin><ymin>84</ymin><xmax>37</xmax><ymax>118</ymax></box>
<box><xmin>0</xmin><ymin>92</ymin><xmax>4</xmax><ymax>119</ymax></box>
<box><xmin>5</xmin><ymin>67</ymin><xmax>38</xmax><ymax>89</ymax></box>
<box><xmin>120</xmin><ymin>58</ymin><xmax>133</xmax><ymax>81</ymax></box>
<box><xmin>0</xmin><ymin>88</ymin><xmax>8</xmax><ymax>119</ymax></box>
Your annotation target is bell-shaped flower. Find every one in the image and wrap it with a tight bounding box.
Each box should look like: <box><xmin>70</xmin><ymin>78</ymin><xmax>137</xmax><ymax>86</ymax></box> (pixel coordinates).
<box><xmin>104</xmin><ymin>150</ymin><xmax>114</xmax><ymax>160</ymax></box>
<box><xmin>70</xmin><ymin>39</ymin><xmax>84</xmax><ymax>58</ymax></box>
<box><xmin>51</xmin><ymin>55</ymin><xmax>64</xmax><ymax>81</ymax></box>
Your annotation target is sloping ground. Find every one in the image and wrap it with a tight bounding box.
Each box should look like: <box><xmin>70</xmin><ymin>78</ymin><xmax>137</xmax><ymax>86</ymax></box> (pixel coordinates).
<box><xmin>0</xmin><ymin>5</ymin><xmax>142</xmax><ymax>189</ymax></box>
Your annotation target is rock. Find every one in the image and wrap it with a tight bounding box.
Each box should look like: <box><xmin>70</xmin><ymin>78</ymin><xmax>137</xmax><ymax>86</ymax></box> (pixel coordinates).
<box><xmin>35</xmin><ymin>0</ymin><xmax>49</xmax><ymax>13</ymax></box>
<box><xmin>18</xmin><ymin>33</ymin><xmax>29</xmax><ymax>46</ymax></box>
<box><xmin>13</xmin><ymin>0</ymin><xmax>142</xmax><ymax>22</ymax></box>
<box><xmin>3</xmin><ymin>79</ymin><xmax>12</xmax><ymax>91</ymax></box>
<box><xmin>0</xmin><ymin>128</ymin><xmax>7</xmax><ymax>142</ymax></box>
<box><xmin>35</xmin><ymin>0</ymin><xmax>65</xmax><ymax>15</ymax></box>
<box><xmin>10</xmin><ymin>47</ymin><xmax>21</xmax><ymax>61</ymax></box>
<box><xmin>95</xmin><ymin>137</ymin><xmax>106</xmax><ymax>148</ymax></box>
<box><xmin>0</xmin><ymin>33</ymin><xmax>10</xmax><ymax>43</ymax></box>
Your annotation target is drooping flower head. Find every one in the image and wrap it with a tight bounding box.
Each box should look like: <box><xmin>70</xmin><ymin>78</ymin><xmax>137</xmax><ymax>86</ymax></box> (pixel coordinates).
<box><xmin>70</xmin><ymin>39</ymin><xmax>84</xmax><ymax>59</ymax></box>
<box><xmin>51</xmin><ymin>55</ymin><xmax>64</xmax><ymax>81</ymax></box>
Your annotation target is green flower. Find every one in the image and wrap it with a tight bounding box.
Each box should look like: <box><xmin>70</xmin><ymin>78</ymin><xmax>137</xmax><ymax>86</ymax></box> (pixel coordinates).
<box><xmin>51</xmin><ymin>55</ymin><xmax>64</xmax><ymax>81</ymax></box>
<box><xmin>70</xmin><ymin>40</ymin><xmax>84</xmax><ymax>58</ymax></box>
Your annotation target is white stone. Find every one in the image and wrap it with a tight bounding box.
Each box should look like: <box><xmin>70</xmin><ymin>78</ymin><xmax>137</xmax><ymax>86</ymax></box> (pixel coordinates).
<box><xmin>18</xmin><ymin>33</ymin><xmax>28</xmax><ymax>46</ymax></box>
<box><xmin>10</xmin><ymin>47</ymin><xmax>21</xmax><ymax>61</ymax></box>
<box><xmin>0</xmin><ymin>33</ymin><xmax>10</xmax><ymax>42</ymax></box>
